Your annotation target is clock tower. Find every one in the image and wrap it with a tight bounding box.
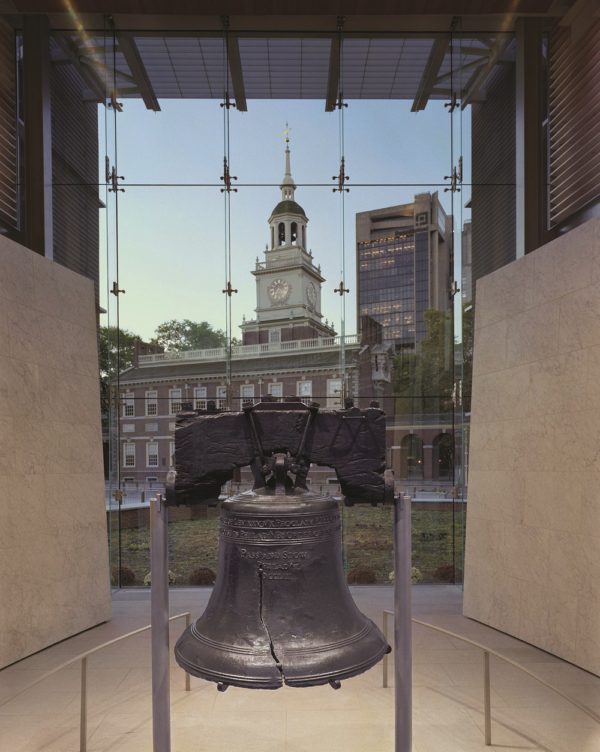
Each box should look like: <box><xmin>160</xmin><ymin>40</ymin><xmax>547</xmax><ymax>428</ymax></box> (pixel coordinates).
<box><xmin>241</xmin><ymin>137</ymin><xmax>336</xmax><ymax>345</ymax></box>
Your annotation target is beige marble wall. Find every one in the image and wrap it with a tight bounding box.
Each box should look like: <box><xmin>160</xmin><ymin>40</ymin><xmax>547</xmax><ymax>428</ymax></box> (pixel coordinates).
<box><xmin>0</xmin><ymin>235</ymin><xmax>110</xmax><ymax>668</ymax></box>
<box><xmin>464</xmin><ymin>218</ymin><xmax>600</xmax><ymax>676</ymax></box>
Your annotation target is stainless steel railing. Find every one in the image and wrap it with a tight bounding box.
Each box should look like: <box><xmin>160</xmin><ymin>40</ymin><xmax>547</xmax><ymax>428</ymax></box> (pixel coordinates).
<box><xmin>382</xmin><ymin>610</ymin><xmax>600</xmax><ymax>746</ymax></box>
<box><xmin>0</xmin><ymin>611</ymin><xmax>191</xmax><ymax>752</ymax></box>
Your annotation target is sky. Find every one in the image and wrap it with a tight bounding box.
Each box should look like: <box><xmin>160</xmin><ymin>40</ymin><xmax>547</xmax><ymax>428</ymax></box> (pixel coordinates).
<box><xmin>99</xmin><ymin>98</ymin><xmax>471</xmax><ymax>342</ymax></box>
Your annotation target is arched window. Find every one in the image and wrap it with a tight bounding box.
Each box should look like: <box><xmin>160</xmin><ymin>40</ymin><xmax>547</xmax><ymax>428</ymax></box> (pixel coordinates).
<box><xmin>302</xmin><ymin>225</ymin><xmax>306</xmax><ymax>248</ymax></box>
<box><xmin>400</xmin><ymin>434</ymin><xmax>424</xmax><ymax>480</ymax></box>
<box><xmin>278</xmin><ymin>222</ymin><xmax>285</xmax><ymax>245</ymax></box>
<box><xmin>291</xmin><ymin>222</ymin><xmax>298</xmax><ymax>244</ymax></box>
<box><xmin>432</xmin><ymin>433</ymin><xmax>453</xmax><ymax>480</ymax></box>
<box><xmin>271</xmin><ymin>226</ymin><xmax>275</xmax><ymax>249</ymax></box>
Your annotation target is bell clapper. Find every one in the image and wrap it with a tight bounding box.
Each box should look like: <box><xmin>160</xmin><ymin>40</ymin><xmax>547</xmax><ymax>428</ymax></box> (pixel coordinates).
<box><xmin>329</xmin><ymin>680</ymin><xmax>342</xmax><ymax>690</ymax></box>
<box><xmin>217</xmin><ymin>682</ymin><xmax>229</xmax><ymax>692</ymax></box>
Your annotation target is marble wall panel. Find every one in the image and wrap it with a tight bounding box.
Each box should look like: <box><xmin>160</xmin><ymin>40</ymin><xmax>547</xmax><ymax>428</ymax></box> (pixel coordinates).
<box><xmin>0</xmin><ymin>235</ymin><xmax>110</xmax><ymax>669</ymax></box>
<box><xmin>464</xmin><ymin>216</ymin><xmax>600</xmax><ymax>677</ymax></box>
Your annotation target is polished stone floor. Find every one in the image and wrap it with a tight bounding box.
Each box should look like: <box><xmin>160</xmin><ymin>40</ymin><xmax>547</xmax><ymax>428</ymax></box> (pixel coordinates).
<box><xmin>1</xmin><ymin>586</ymin><xmax>599</xmax><ymax>751</ymax></box>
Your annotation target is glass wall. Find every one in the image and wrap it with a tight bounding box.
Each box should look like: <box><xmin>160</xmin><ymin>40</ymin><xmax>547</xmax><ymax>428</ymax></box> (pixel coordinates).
<box><xmin>28</xmin><ymin>22</ymin><xmax>516</xmax><ymax>587</ymax></box>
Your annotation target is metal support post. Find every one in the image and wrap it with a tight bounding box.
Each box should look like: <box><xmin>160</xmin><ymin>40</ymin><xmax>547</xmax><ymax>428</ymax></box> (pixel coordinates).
<box><xmin>80</xmin><ymin>656</ymin><xmax>87</xmax><ymax>752</ymax></box>
<box><xmin>185</xmin><ymin>613</ymin><xmax>192</xmax><ymax>691</ymax></box>
<box><xmin>150</xmin><ymin>494</ymin><xmax>171</xmax><ymax>752</ymax></box>
<box><xmin>394</xmin><ymin>494</ymin><xmax>412</xmax><ymax>752</ymax></box>
<box><xmin>484</xmin><ymin>651</ymin><xmax>492</xmax><ymax>745</ymax></box>
<box><xmin>382</xmin><ymin>610</ymin><xmax>390</xmax><ymax>688</ymax></box>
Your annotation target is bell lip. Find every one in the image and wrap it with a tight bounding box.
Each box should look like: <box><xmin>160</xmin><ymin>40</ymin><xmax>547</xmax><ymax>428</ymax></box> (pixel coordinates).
<box><xmin>174</xmin><ymin>646</ymin><xmax>284</xmax><ymax>690</ymax></box>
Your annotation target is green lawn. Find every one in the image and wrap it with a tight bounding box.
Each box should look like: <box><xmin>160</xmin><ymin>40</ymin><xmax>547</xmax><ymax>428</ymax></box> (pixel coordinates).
<box><xmin>114</xmin><ymin>504</ymin><xmax>465</xmax><ymax>586</ymax></box>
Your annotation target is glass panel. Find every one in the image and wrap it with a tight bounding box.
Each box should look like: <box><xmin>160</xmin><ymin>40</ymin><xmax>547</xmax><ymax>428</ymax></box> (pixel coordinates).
<box><xmin>89</xmin><ymin>27</ymin><xmax>517</xmax><ymax>589</ymax></box>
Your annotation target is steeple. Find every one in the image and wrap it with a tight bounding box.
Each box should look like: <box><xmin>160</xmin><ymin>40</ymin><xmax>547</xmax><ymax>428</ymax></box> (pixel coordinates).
<box><xmin>280</xmin><ymin>128</ymin><xmax>295</xmax><ymax>201</ymax></box>
<box><xmin>268</xmin><ymin>127</ymin><xmax>308</xmax><ymax>250</ymax></box>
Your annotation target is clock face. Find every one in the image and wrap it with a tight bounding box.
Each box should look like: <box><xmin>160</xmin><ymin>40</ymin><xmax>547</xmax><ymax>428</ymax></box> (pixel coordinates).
<box><xmin>306</xmin><ymin>282</ymin><xmax>317</xmax><ymax>309</ymax></box>
<box><xmin>268</xmin><ymin>278</ymin><xmax>291</xmax><ymax>304</ymax></box>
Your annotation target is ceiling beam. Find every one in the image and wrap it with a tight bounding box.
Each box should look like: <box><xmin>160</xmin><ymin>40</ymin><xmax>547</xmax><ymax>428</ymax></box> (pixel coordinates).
<box><xmin>325</xmin><ymin>35</ymin><xmax>339</xmax><ymax>112</ymax></box>
<box><xmin>53</xmin><ymin>32</ymin><xmax>106</xmax><ymax>102</ymax></box>
<box><xmin>460</xmin><ymin>35</ymin><xmax>511</xmax><ymax>109</ymax></box>
<box><xmin>227</xmin><ymin>34</ymin><xmax>247</xmax><ymax>111</ymax></box>
<box><xmin>411</xmin><ymin>36</ymin><xmax>449</xmax><ymax>112</ymax></box>
<box><xmin>115</xmin><ymin>33</ymin><xmax>161</xmax><ymax>111</ymax></box>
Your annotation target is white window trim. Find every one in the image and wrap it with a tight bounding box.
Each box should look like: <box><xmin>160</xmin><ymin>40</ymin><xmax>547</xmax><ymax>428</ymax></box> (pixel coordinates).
<box><xmin>169</xmin><ymin>388</ymin><xmax>182</xmax><ymax>415</ymax></box>
<box><xmin>240</xmin><ymin>384</ymin><xmax>255</xmax><ymax>406</ymax></box>
<box><xmin>297</xmin><ymin>380</ymin><xmax>312</xmax><ymax>405</ymax></box>
<box><xmin>146</xmin><ymin>441</ymin><xmax>159</xmax><ymax>468</ymax></box>
<box><xmin>193</xmin><ymin>386</ymin><xmax>207</xmax><ymax>411</ymax></box>
<box><xmin>123</xmin><ymin>392</ymin><xmax>135</xmax><ymax>417</ymax></box>
<box><xmin>326</xmin><ymin>378</ymin><xmax>343</xmax><ymax>409</ymax></box>
<box><xmin>216</xmin><ymin>386</ymin><xmax>227</xmax><ymax>410</ymax></box>
<box><xmin>123</xmin><ymin>442</ymin><xmax>136</xmax><ymax>468</ymax></box>
<box><xmin>268</xmin><ymin>382</ymin><xmax>283</xmax><ymax>399</ymax></box>
<box><xmin>145</xmin><ymin>390</ymin><xmax>158</xmax><ymax>416</ymax></box>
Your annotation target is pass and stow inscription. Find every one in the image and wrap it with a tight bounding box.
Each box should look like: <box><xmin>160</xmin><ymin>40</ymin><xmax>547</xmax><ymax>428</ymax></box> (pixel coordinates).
<box><xmin>221</xmin><ymin>511</ymin><xmax>339</xmax><ymax>579</ymax></box>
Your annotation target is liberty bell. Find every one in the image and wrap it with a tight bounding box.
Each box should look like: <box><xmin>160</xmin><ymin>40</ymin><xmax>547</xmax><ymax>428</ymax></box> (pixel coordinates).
<box><xmin>166</xmin><ymin>398</ymin><xmax>393</xmax><ymax>690</ymax></box>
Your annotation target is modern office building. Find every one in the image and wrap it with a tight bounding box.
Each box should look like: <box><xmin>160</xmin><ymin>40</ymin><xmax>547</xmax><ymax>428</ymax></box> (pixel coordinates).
<box><xmin>355</xmin><ymin>193</ymin><xmax>452</xmax><ymax>351</ymax></box>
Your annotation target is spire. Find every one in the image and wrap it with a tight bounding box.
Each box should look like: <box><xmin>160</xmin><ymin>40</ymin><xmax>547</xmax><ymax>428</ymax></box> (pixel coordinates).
<box><xmin>280</xmin><ymin>123</ymin><xmax>295</xmax><ymax>200</ymax></box>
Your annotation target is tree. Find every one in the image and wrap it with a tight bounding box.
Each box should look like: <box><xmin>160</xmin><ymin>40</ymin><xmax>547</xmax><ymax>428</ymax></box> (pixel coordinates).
<box><xmin>153</xmin><ymin>319</ymin><xmax>228</xmax><ymax>351</ymax></box>
<box><xmin>98</xmin><ymin>326</ymin><xmax>144</xmax><ymax>416</ymax></box>
<box><xmin>393</xmin><ymin>309</ymin><xmax>454</xmax><ymax>415</ymax></box>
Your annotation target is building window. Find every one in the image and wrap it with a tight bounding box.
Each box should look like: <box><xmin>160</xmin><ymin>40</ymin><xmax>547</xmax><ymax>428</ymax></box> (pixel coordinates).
<box><xmin>297</xmin><ymin>380</ymin><xmax>312</xmax><ymax>405</ymax></box>
<box><xmin>291</xmin><ymin>221</ymin><xmax>298</xmax><ymax>244</ymax></box>
<box><xmin>327</xmin><ymin>379</ymin><xmax>342</xmax><ymax>408</ymax></box>
<box><xmin>123</xmin><ymin>443</ymin><xmax>135</xmax><ymax>468</ymax></box>
<box><xmin>147</xmin><ymin>442</ymin><xmax>159</xmax><ymax>468</ymax></box>
<box><xmin>169</xmin><ymin>388</ymin><xmax>182</xmax><ymax>415</ymax></box>
<box><xmin>145</xmin><ymin>423</ymin><xmax>158</xmax><ymax>433</ymax></box>
<box><xmin>216</xmin><ymin>386</ymin><xmax>227</xmax><ymax>409</ymax></box>
<box><xmin>194</xmin><ymin>386</ymin><xmax>207</xmax><ymax>410</ymax></box>
<box><xmin>241</xmin><ymin>384</ymin><xmax>255</xmax><ymax>407</ymax></box>
<box><xmin>278</xmin><ymin>221</ymin><xmax>285</xmax><ymax>245</ymax></box>
<box><xmin>122</xmin><ymin>424</ymin><xmax>135</xmax><ymax>433</ymax></box>
<box><xmin>268</xmin><ymin>382</ymin><xmax>283</xmax><ymax>400</ymax></box>
<box><xmin>123</xmin><ymin>393</ymin><xmax>135</xmax><ymax>417</ymax></box>
<box><xmin>145</xmin><ymin>390</ymin><xmax>158</xmax><ymax>416</ymax></box>
<box><xmin>269</xmin><ymin>329</ymin><xmax>281</xmax><ymax>344</ymax></box>
<box><xmin>146</xmin><ymin>476</ymin><xmax>158</xmax><ymax>487</ymax></box>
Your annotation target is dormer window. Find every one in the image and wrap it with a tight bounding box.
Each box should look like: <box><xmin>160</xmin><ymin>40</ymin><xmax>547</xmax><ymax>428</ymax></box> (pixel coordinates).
<box><xmin>278</xmin><ymin>222</ymin><xmax>285</xmax><ymax>245</ymax></box>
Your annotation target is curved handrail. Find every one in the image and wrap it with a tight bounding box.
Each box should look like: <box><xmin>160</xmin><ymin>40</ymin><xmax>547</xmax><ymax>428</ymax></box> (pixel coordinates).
<box><xmin>0</xmin><ymin>611</ymin><xmax>191</xmax><ymax>710</ymax></box>
<box><xmin>383</xmin><ymin>610</ymin><xmax>600</xmax><ymax>736</ymax></box>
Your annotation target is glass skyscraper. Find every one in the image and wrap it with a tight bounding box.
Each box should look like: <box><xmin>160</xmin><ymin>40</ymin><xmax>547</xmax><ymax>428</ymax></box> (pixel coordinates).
<box><xmin>356</xmin><ymin>192</ymin><xmax>452</xmax><ymax>351</ymax></box>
